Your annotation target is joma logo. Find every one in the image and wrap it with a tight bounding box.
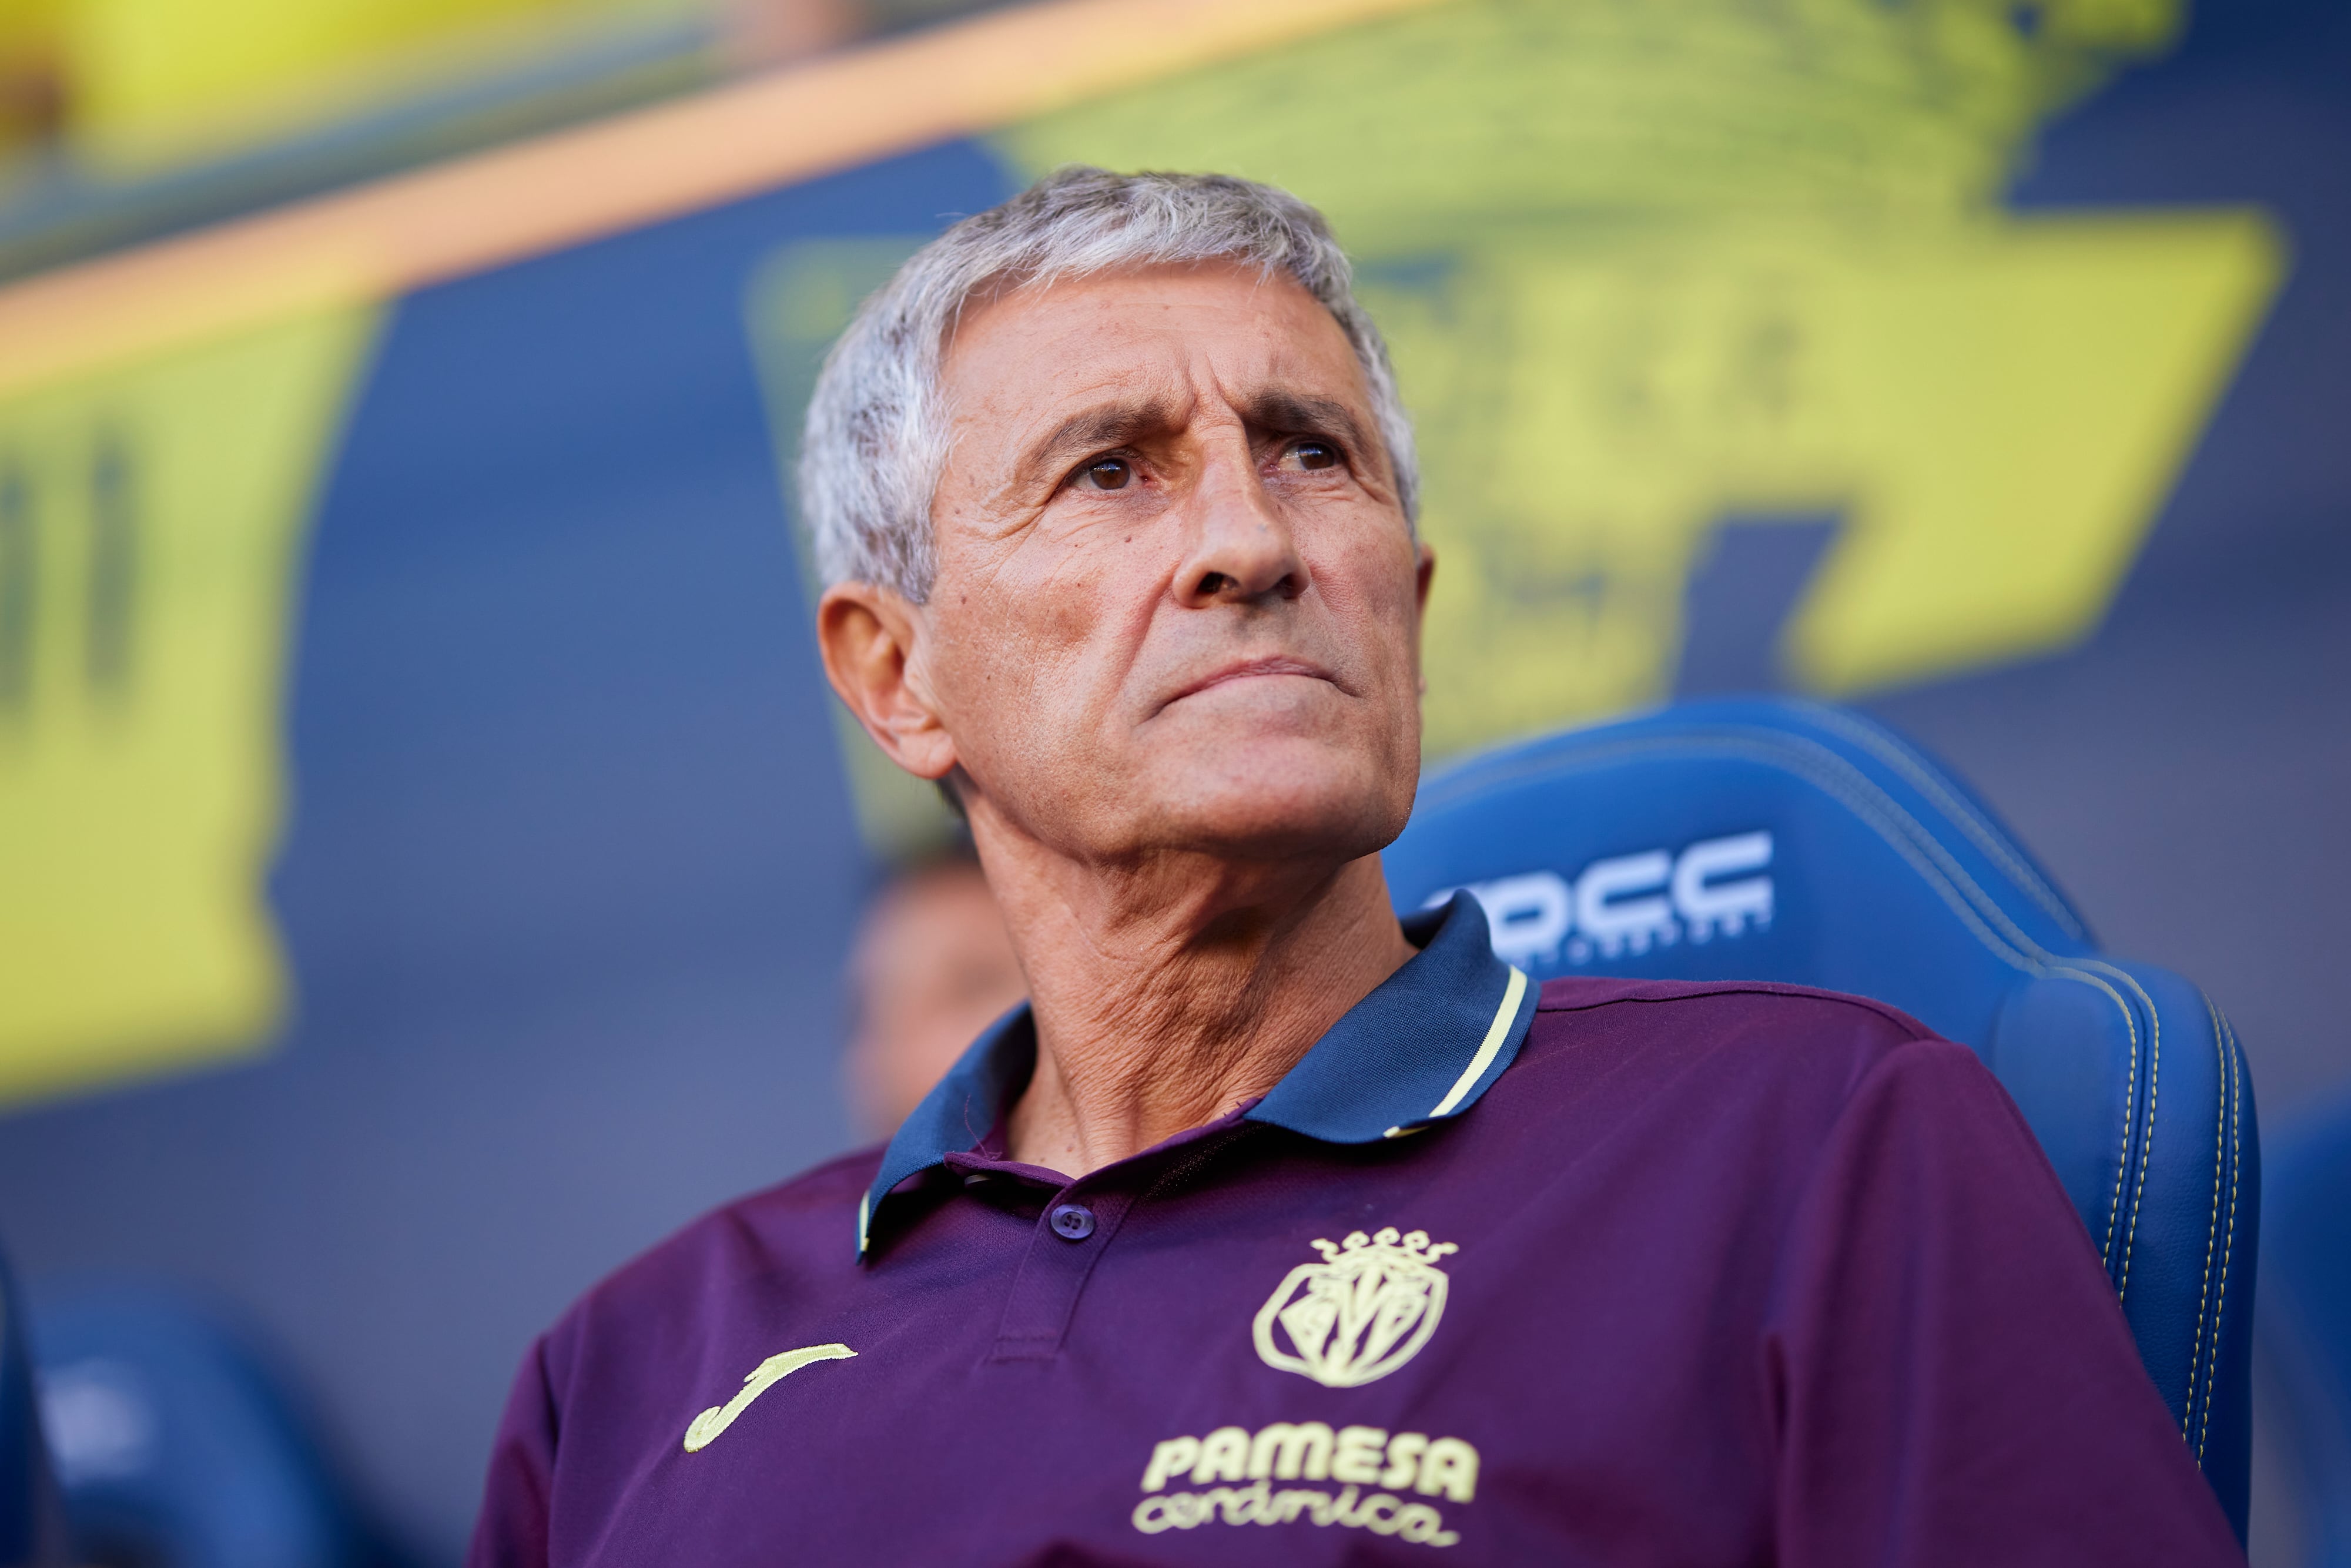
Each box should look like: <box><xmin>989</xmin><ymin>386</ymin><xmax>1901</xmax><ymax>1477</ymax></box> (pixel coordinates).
<box><xmin>1427</xmin><ymin>830</ymin><xmax>1773</xmax><ymax>969</ymax></box>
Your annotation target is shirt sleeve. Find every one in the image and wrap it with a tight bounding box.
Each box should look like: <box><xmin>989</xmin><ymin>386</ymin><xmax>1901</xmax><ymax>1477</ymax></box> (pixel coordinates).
<box><xmin>467</xmin><ymin>1335</ymin><xmax>560</xmax><ymax>1568</ymax></box>
<box><xmin>1766</xmin><ymin>1037</ymin><xmax>2243</xmax><ymax>1567</ymax></box>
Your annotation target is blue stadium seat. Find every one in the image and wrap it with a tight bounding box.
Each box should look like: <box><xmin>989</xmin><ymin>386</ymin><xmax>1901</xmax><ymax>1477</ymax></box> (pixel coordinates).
<box><xmin>28</xmin><ymin>1285</ymin><xmax>395</xmax><ymax>1568</ymax></box>
<box><xmin>1384</xmin><ymin>696</ymin><xmax>2259</xmax><ymax>1538</ymax></box>
<box><xmin>2258</xmin><ymin>1097</ymin><xmax>2351</xmax><ymax>1566</ymax></box>
<box><xmin>0</xmin><ymin>1251</ymin><xmax>66</xmax><ymax>1566</ymax></box>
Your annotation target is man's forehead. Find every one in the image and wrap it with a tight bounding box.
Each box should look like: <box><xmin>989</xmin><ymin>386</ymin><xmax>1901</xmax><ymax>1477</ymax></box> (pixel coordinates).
<box><xmin>939</xmin><ymin>264</ymin><xmax>1372</xmax><ymax>468</ymax></box>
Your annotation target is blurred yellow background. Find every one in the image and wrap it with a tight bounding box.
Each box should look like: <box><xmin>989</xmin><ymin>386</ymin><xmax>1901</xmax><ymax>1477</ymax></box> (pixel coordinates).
<box><xmin>0</xmin><ymin>0</ymin><xmax>691</xmax><ymax>168</ymax></box>
<box><xmin>0</xmin><ymin>0</ymin><xmax>2292</xmax><ymax>1103</ymax></box>
<box><xmin>999</xmin><ymin>0</ymin><xmax>2280</xmax><ymax>751</ymax></box>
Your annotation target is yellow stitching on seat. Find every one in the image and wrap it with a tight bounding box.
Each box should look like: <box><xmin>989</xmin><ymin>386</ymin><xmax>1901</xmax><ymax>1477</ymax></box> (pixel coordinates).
<box><xmin>2043</xmin><ymin>964</ymin><xmax>2135</xmax><ymax>1269</ymax></box>
<box><xmin>2182</xmin><ymin>993</ymin><xmax>2229</xmax><ymax>1439</ymax></box>
<box><xmin>2077</xmin><ymin>961</ymin><xmax>2161</xmax><ymax>1304</ymax></box>
<box><xmin>2116</xmin><ymin>999</ymin><xmax>2159</xmax><ymax>1302</ymax></box>
<box><xmin>2185</xmin><ymin>999</ymin><xmax>2229</xmax><ymax>1450</ymax></box>
<box><xmin>1780</xmin><ymin>744</ymin><xmax>2147</xmax><ymax>1246</ymax></box>
<box><xmin>1722</xmin><ymin>745</ymin><xmax>2037</xmax><ymax>967</ymax></box>
<box><xmin>1796</xmin><ymin>703</ymin><xmax>2084</xmax><ymax>938</ymax></box>
<box><xmin>1721</xmin><ymin>733</ymin><xmax>2146</xmax><ymax>1285</ymax></box>
<box><xmin>2196</xmin><ymin>1007</ymin><xmax>2242</xmax><ymax>1463</ymax></box>
<box><xmin>1716</xmin><ymin>732</ymin><xmax>2056</xmax><ymax>965</ymax></box>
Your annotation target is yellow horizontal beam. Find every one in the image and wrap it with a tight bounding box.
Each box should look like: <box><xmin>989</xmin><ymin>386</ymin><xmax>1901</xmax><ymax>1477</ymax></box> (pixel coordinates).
<box><xmin>0</xmin><ymin>0</ymin><xmax>1444</xmax><ymax>398</ymax></box>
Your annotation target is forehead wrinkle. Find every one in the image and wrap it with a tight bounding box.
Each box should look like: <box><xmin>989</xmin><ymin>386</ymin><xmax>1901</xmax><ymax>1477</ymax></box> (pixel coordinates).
<box><xmin>1044</xmin><ymin>396</ymin><xmax>1182</xmax><ymax>464</ymax></box>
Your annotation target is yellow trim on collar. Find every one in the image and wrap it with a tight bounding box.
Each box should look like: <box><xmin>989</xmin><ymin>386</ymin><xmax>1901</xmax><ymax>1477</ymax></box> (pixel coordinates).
<box><xmin>1428</xmin><ymin>965</ymin><xmax>1528</xmax><ymax>1121</ymax></box>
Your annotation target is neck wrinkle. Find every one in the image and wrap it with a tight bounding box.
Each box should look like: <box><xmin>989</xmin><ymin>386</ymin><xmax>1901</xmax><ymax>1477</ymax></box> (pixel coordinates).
<box><xmin>982</xmin><ymin>846</ymin><xmax>1416</xmax><ymax>1179</ymax></box>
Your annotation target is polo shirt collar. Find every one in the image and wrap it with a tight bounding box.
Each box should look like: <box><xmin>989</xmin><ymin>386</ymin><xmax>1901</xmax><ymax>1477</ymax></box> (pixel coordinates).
<box><xmin>857</xmin><ymin>892</ymin><xmax>1534</xmax><ymax>1258</ymax></box>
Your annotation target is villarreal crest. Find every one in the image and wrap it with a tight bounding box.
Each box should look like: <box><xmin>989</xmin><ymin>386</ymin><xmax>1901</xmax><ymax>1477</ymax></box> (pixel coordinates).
<box><xmin>1252</xmin><ymin>1228</ymin><xmax>1456</xmax><ymax>1388</ymax></box>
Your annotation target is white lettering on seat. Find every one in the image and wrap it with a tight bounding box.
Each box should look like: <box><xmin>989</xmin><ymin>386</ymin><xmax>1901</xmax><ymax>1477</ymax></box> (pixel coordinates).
<box><xmin>1671</xmin><ymin>830</ymin><xmax>1773</xmax><ymax>940</ymax></box>
<box><xmin>1429</xmin><ymin>830</ymin><xmax>1775</xmax><ymax>970</ymax></box>
<box><xmin>1575</xmin><ymin>850</ymin><xmax>1676</xmax><ymax>957</ymax></box>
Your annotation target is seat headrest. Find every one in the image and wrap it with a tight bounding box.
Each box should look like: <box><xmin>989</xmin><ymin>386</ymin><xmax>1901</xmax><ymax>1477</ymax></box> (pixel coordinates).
<box><xmin>1383</xmin><ymin>696</ymin><xmax>2094</xmax><ymax>1051</ymax></box>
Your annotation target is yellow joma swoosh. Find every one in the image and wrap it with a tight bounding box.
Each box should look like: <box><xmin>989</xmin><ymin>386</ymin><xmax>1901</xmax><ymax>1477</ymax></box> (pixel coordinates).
<box><xmin>682</xmin><ymin>1343</ymin><xmax>856</xmax><ymax>1453</ymax></box>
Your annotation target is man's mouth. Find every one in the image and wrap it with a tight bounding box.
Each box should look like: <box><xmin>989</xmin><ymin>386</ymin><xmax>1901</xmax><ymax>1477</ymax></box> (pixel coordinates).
<box><xmin>1159</xmin><ymin>657</ymin><xmax>1344</xmax><ymax>714</ymax></box>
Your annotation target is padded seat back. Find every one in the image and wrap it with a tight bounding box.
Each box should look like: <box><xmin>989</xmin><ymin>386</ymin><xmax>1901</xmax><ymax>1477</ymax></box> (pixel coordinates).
<box><xmin>1384</xmin><ymin>697</ymin><xmax>2258</xmax><ymax>1536</ymax></box>
<box><xmin>28</xmin><ymin>1285</ymin><xmax>386</xmax><ymax>1568</ymax></box>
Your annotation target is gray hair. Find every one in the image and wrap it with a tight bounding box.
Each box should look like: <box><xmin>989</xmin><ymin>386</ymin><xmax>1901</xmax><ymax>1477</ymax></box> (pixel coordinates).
<box><xmin>797</xmin><ymin>166</ymin><xmax>1419</xmax><ymax>601</ymax></box>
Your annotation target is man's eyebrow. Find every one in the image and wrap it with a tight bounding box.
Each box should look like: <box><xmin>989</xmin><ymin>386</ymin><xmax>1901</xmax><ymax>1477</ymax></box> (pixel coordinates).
<box><xmin>1240</xmin><ymin>391</ymin><xmax>1377</xmax><ymax>459</ymax></box>
<box><xmin>1008</xmin><ymin>389</ymin><xmax>1380</xmax><ymax>491</ymax></box>
<box><xmin>1015</xmin><ymin>398</ymin><xmax>1180</xmax><ymax>488</ymax></box>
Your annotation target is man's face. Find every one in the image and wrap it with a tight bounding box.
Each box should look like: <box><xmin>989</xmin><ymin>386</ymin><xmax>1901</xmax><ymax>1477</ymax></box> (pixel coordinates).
<box><xmin>918</xmin><ymin>261</ymin><xmax>1431</xmax><ymax>870</ymax></box>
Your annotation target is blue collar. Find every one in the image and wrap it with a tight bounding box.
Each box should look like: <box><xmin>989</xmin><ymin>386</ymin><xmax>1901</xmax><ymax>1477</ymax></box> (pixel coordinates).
<box><xmin>856</xmin><ymin>892</ymin><xmax>1535</xmax><ymax>1258</ymax></box>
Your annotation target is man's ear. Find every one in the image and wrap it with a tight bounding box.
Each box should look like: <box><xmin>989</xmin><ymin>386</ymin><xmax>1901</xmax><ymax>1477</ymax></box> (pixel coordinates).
<box><xmin>816</xmin><ymin>583</ymin><xmax>959</xmax><ymax>782</ymax></box>
<box><xmin>1412</xmin><ymin>542</ymin><xmax>1437</xmax><ymax>694</ymax></box>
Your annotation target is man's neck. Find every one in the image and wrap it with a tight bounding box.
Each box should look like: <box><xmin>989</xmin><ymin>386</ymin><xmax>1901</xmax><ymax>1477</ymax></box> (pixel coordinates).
<box><xmin>976</xmin><ymin>836</ymin><xmax>1418</xmax><ymax>1178</ymax></box>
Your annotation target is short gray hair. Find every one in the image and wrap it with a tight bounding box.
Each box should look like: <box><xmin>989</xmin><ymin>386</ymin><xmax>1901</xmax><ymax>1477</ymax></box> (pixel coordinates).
<box><xmin>797</xmin><ymin>166</ymin><xmax>1419</xmax><ymax>601</ymax></box>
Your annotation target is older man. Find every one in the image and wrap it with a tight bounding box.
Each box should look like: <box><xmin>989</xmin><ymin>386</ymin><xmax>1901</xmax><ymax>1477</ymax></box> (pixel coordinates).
<box><xmin>469</xmin><ymin>170</ymin><xmax>2239</xmax><ymax>1566</ymax></box>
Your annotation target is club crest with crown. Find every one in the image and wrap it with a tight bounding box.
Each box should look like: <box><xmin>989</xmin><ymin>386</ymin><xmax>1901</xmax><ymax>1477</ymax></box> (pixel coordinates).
<box><xmin>1252</xmin><ymin>1228</ymin><xmax>1458</xmax><ymax>1388</ymax></box>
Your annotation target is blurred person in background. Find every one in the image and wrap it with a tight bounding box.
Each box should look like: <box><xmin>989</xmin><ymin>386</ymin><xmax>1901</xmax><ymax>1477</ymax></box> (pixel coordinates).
<box><xmin>467</xmin><ymin>168</ymin><xmax>2242</xmax><ymax>1566</ymax></box>
<box><xmin>842</xmin><ymin>847</ymin><xmax>1024</xmax><ymax>1139</ymax></box>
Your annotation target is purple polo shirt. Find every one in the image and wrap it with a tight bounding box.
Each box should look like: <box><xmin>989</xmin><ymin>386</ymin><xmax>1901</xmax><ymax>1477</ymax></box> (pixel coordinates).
<box><xmin>470</xmin><ymin>896</ymin><xmax>2241</xmax><ymax>1566</ymax></box>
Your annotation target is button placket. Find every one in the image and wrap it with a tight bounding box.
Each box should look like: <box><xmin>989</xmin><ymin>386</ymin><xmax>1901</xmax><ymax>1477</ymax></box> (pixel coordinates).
<box><xmin>987</xmin><ymin>1185</ymin><xmax>1135</xmax><ymax>1362</ymax></box>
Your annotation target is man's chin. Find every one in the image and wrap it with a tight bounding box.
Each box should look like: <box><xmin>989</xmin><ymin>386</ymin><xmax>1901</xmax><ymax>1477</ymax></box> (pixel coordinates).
<box><xmin>1146</xmin><ymin>755</ymin><xmax>1414</xmax><ymax>865</ymax></box>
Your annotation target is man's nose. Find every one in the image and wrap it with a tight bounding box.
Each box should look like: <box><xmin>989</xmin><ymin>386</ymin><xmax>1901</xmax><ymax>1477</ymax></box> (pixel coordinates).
<box><xmin>1172</xmin><ymin>448</ymin><xmax>1308</xmax><ymax>608</ymax></box>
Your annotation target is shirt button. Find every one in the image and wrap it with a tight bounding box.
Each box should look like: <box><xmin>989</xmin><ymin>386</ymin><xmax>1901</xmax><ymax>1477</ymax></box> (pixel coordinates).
<box><xmin>1049</xmin><ymin>1204</ymin><xmax>1096</xmax><ymax>1241</ymax></box>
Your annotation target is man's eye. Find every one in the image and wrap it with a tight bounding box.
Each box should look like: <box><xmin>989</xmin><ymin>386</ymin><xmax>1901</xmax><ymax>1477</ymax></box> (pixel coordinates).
<box><xmin>1290</xmin><ymin>441</ymin><xmax>1338</xmax><ymax>471</ymax></box>
<box><xmin>1077</xmin><ymin>457</ymin><xmax>1133</xmax><ymax>491</ymax></box>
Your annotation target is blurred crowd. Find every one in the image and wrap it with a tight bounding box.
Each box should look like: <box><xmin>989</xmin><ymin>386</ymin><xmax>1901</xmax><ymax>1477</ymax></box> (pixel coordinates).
<box><xmin>842</xmin><ymin>848</ymin><xmax>1024</xmax><ymax>1140</ymax></box>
